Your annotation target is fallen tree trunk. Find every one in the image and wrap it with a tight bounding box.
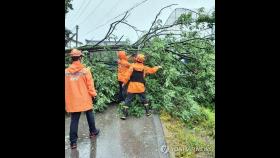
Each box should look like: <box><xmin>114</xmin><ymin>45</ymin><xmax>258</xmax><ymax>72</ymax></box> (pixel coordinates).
<box><xmin>65</xmin><ymin>44</ymin><xmax>139</xmax><ymax>53</ymax></box>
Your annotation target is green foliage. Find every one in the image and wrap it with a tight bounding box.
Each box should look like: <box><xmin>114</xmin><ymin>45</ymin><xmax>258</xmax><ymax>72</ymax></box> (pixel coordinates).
<box><xmin>92</xmin><ymin>63</ymin><xmax>118</xmax><ymax>112</ymax></box>
<box><xmin>142</xmin><ymin>36</ymin><xmax>215</xmax><ymax>123</ymax></box>
<box><xmin>65</xmin><ymin>28</ymin><xmax>73</xmax><ymax>47</ymax></box>
<box><xmin>65</xmin><ymin>0</ymin><xmax>73</xmax><ymax>15</ymax></box>
<box><xmin>65</xmin><ymin>8</ymin><xmax>215</xmax><ymax>131</ymax></box>
<box><xmin>160</xmin><ymin>111</ymin><xmax>215</xmax><ymax>158</ymax></box>
<box><xmin>199</xmin><ymin>107</ymin><xmax>215</xmax><ymax>137</ymax></box>
<box><xmin>177</xmin><ymin>12</ymin><xmax>193</xmax><ymax>25</ymax></box>
<box><xmin>117</xmin><ymin>99</ymin><xmax>146</xmax><ymax>118</ymax></box>
<box><xmin>142</xmin><ymin>8</ymin><xmax>215</xmax><ymax>127</ymax></box>
<box><xmin>65</xmin><ymin>0</ymin><xmax>73</xmax><ymax>46</ymax></box>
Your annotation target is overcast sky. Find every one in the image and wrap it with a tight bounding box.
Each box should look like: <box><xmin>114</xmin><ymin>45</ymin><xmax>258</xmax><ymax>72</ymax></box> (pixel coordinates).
<box><xmin>65</xmin><ymin>0</ymin><xmax>215</xmax><ymax>44</ymax></box>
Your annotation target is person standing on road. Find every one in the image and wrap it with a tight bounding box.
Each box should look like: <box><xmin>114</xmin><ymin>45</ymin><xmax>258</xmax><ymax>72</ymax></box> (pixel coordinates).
<box><xmin>120</xmin><ymin>53</ymin><xmax>162</xmax><ymax>120</ymax></box>
<box><xmin>117</xmin><ymin>50</ymin><xmax>131</xmax><ymax>102</ymax></box>
<box><xmin>65</xmin><ymin>49</ymin><xmax>100</xmax><ymax>149</ymax></box>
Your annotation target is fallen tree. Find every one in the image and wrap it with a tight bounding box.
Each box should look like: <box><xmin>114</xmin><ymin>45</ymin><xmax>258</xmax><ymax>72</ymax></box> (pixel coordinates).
<box><xmin>65</xmin><ymin>6</ymin><xmax>215</xmax><ymax>136</ymax></box>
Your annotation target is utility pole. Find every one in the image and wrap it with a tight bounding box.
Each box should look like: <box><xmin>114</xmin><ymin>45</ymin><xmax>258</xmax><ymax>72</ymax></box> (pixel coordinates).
<box><xmin>76</xmin><ymin>25</ymin><xmax>79</xmax><ymax>47</ymax></box>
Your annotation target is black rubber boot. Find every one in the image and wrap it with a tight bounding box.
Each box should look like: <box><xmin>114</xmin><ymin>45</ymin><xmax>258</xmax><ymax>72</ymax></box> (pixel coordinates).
<box><xmin>70</xmin><ymin>143</ymin><xmax>77</xmax><ymax>149</ymax></box>
<box><xmin>90</xmin><ymin>128</ymin><xmax>100</xmax><ymax>138</ymax></box>
<box><xmin>144</xmin><ymin>103</ymin><xmax>151</xmax><ymax>116</ymax></box>
<box><xmin>121</xmin><ymin>106</ymin><xmax>128</xmax><ymax>120</ymax></box>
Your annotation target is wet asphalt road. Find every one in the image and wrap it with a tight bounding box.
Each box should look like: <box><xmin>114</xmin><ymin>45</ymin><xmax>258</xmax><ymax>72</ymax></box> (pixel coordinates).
<box><xmin>65</xmin><ymin>105</ymin><xmax>169</xmax><ymax>158</ymax></box>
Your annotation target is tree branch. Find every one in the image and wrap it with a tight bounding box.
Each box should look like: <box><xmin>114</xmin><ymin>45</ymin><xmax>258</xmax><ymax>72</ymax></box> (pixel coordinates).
<box><xmin>166</xmin><ymin>36</ymin><xmax>214</xmax><ymax>46</ymax></box>
<box><xmin>133</xmin><ymin>22</ymin><xmax>185</xmax><ymax>46</ymax></box>
<box><xmin>164</xmin><ymin>48</ymin><xmax>196</xmax><ymax>73</ymax></box>
<box><xmin>120</xmin><ymin>21</ymin><xmax>144</xmax><ymax>32</ymax></box>
<box><xmin>148</xmin><ymin>4</ymin><xmax>178</xmax><ymax>34</ymax></box>
<box><xmin>120</xmin><ymin>21</ymin><xmax>145</xmax><ymax>38</ymax></box>
<box><xmin>114</xmin><ymin>35</ymin><xmax>124</xmax><ymax>46</ymax></box>
<box><xmin>182</xmin><ymin>42</ymin><xmax>210</xmax><ymax>50</ymax></box>
<box><xmin>134</xmin><ymin>4</ymin><xmax>178</xmax><ymax>47</ymax></box>
<box><xmin>93</xmin><ymin>11</ymin><xmax>129</xmax><ymax>47</ymax></box>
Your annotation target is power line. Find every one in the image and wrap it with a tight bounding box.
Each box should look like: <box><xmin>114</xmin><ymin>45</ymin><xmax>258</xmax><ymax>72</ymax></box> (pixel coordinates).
<box><xmin>82</xmin><ymin>0</ymin><xmax>122</xmax><ymax>39</ymax></box>
<box><xmin>96</xmin><ymin>0</ymin><xmax>148</xmax><ymax>30</ymax></box>
<box><xmin>75</xmin><ymin>0</ymin><xmax>94</xmax><ymax>24</ymax></box>
<box><xmin>84</xmin><ymin>0</ymin><xmax>148</xmax><ymax>38</ymax></box>
<box><xmin>68</xmin><ymin>0</ymin><xmax>88</xmax><ymax>27</ymax></box>
<box><xmin>81</xmin><ymin>0</ymin><xmax>121</xmax><ymax>35</ymax></box>
<box><xmin>78</xmin><ymin>0</ymin><xmax>106</xmax><ymax>26</ymax></box>
<box><xmin>69</xmin><ymin>0</ymin><xmax>92</xmax><ymax>27</ymax></box>
<box><xmin>102</xmin><ymin>0</ymin><xmax>122</xmax><ymax>20</ymax></box>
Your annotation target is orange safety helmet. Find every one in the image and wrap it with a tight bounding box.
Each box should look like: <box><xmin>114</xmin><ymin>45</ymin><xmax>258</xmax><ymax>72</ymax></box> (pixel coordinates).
<box><xmin>118</xmin><ymin>50</ymin><xmax>127</xmax><ymax>60</ymax></box>
<box><xmin>70</xmin><ymin>49</ymin><xmax>83</xmax><ymax>57</ymax></box>
<box><xmin>135</xmin><ymin>54</ymin><xmax>145</xmax><ymax>63</ymax></box>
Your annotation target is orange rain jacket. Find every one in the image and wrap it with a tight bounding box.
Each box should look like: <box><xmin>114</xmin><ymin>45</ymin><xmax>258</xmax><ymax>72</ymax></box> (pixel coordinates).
<box><xmin>117</xmin><ymin>51</ymin><xmax>131</xmax><ymax>83</ymax></box>
<box><xmin>65</xmin><ymin>61</ymin><xmax>97</xmax><ymax>112</ymax></box>
<box><xmin>123</xmin><ymin>62</ymin><xmax>159</xmax><ymax>93</ymax></box>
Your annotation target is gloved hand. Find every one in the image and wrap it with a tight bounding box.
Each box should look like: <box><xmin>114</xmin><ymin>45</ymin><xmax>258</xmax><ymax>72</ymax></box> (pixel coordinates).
<box><xmin>158</xmin><ymin>66</ymin><xmax>162</xmax><ymax>69</ymax></box>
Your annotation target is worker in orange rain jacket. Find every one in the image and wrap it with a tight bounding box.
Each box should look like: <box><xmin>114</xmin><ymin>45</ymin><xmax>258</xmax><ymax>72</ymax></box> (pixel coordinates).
<box><xmin>120</xmin><ymin>54</ymin><xmax>162</xmax><ymax>120</ymax></box>
<box><xmin>65</xmin><ymin>49</ymin><xmax>100</xmax><ymax>149</ymax></box>
<box><xmin>117</xmin><ymin>50</ymin><xmax>131</xmax><ymax>102</ymax></box>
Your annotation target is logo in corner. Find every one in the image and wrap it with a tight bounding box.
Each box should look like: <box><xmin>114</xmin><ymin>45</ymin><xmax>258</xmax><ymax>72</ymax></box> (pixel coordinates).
<box><xmin>160</xmin><ymin>144</ymin><xmax>169</xmax><ymax>154</ymax></box>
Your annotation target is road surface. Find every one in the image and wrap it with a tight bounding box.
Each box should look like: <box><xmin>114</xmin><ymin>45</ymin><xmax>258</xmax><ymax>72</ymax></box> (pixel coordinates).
<box><xmin>65</xmin><ymin>105</ymin><xmax>169</xmax><ymax>158</ymax></box>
